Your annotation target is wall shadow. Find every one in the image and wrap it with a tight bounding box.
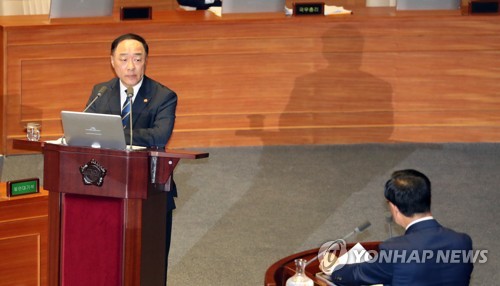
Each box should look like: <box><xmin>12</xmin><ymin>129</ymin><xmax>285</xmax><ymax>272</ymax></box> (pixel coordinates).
<box><xmin>279</xmin><ymin>24</ymin><xmax>394</xmax><ymax>143</ymax></box>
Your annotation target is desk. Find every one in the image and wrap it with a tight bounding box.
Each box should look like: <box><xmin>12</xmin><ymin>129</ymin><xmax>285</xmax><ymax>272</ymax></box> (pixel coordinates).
<box><xmin>264</xmin><ymin>241</ymin><xmax>380</xmax><ymax>286</ymax></box>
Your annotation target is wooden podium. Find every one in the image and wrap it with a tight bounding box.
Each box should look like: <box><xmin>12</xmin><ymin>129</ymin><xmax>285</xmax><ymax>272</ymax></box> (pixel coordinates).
<box><xmin>38</xmin><ymin>142</ymin><xmax>208</xmax><ymax>286</ymax></box>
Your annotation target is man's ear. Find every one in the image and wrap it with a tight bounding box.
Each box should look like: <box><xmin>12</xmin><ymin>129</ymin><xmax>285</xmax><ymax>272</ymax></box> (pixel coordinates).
<box><xmin>110</xmin><ymin>55</ymin><xmax>115</xmax><ymax>68</ymax></box>
<box><xmin>388</xmin><ymin>202</ymin><xmax>395</xmax><ymax>211</ymax></box>
<box><xmin>388</xmin><ymin>202</ymin><xmax>400</xmax><ymax>219</ymax></box>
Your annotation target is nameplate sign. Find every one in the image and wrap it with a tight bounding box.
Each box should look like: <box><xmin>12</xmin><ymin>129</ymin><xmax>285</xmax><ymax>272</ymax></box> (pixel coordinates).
<box><xmin>294</xmin><ymin>2</ymin><xmax>325</xmax><ymax>16</ymax></box>
<box><xmin>7</xmin><ymin>178</ymin><xmax>40</xmax><ymax>197</ymax></box>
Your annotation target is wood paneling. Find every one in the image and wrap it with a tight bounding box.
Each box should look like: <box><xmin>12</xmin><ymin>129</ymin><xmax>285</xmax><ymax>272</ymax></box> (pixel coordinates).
<box><xmin>0</xmin><ymin>184</ymin><xmax>48</xmax><ymax>286</ymax></box>
<box><xmin>115</xmin><ymin>0</ymin><xmax>178</xmax><ymax>11</ymax></box>
<box><xmin>1</xmin><ymin>7</ymin><xmax>500</xmax><ymax>155</ymax></box>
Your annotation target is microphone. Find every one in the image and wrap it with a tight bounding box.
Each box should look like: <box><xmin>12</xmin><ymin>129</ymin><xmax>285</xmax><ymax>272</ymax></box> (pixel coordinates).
<box><xmin>126</xmin><ymin>87</ymin><xmax>134</xmax><ymax>150</ymax></box>
<box><xmin>342</xmin><ymin>220</ymin><xmax>371</xmax><ymax>241</ymax></box>
<box><xmin>305</xmin><ymin>221</ymin><xmax>372</xmax><ymax>267</ymax></box>
<box><xmin>59</xmin><ymin>86</ymin><xmax>108</xmax><ymax>145</ymax></box>
<box><xmin>83</xmin><ymin>86</ymin><xmax>107</xmax><ymax>112</ymax></box>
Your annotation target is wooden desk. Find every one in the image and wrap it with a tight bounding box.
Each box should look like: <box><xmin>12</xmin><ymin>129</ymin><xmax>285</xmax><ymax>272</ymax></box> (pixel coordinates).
<box><xmin>264</xmin><ymin>241</ymin><xmax>380</xmax><ymax>286</ymax></box>
<box><xmin>0</xmin><ymin>183</ymin><xmax>48</xmax><ymax>286</ymax></box>
<box><xmin>2</xmin><ymin>7</ymin><xmax>500</xmax><ymax>155</ymax></box>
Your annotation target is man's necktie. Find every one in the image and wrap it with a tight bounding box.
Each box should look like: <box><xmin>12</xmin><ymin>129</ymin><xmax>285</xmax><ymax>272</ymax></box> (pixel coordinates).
<box><xmin>121</xmin><ymin>92</ymin><xmax>131</xmax><ymax>128</ymax></box>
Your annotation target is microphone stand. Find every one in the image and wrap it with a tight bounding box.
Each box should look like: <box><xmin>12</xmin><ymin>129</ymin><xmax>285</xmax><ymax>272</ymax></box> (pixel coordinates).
<box><xmin>83</xmin><ymin>86</ymin><xmax>107</xmax><ymax>112</ymax></box>
<box><xmin>82</xmin><ymin>95</ymin><xmax>100</xmax><ymax>113</ymax></box>
<box><xmin>304</xmin><ymin>221</ymin><xmax>371</xmax><ymax>267</ymax></box>
<box><xmin>62</xmin><ymin>87</ymin><xmax>106</xmax><ymax>145</ymax></box>
<box><xmin>127</xmin><ymin>93</ymin><xmax>133</xmax><ymax>151</ymax></box>
<box><xmin>341</xmin><ymin>221</ymin><xmax>371</xmax><ymax>241</ymax></box>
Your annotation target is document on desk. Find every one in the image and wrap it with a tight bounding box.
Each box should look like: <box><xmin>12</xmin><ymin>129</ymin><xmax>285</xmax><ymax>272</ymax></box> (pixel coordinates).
<box><xmin>45</xmin><ymin>138</ymin><xmax>67</xmax><ymax>145</ymax></box>
<box><xmin>208</xmin><ymin>6</ymin><xmax>352</xmax><ymax>17</ymax></box>
<box><xmin>316</xmin><ymin>242</ymin><xmax>382</xmax><ymax>286</ymax></box>
<box><xmin>324</xmin><ymin>5</ymin><xmax>352</xmax><ymax>15</ymax></box>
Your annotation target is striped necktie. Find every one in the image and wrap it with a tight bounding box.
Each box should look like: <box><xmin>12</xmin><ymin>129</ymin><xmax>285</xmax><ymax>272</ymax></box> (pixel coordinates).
<box><xmin>121</xmin><ymin>92</ymin><xmax>131</xmax><ymax>128</ymax></box>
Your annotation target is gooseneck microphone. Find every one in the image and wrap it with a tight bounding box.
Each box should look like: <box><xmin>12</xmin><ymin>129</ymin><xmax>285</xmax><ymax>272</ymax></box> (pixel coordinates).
<box><xmin>126</xmin><ymin>87</ymin><xmax>134</xmax><ymax>150</ymax></box>
<box><xmin>305</xmin><ymin>220</ymin><xmax>372</xmax><ymax>267</ymax></box>
<box><xmin>59</xmin><ymin>86</ymin><xmax>108</xmax><ymax>145</ymax></box>
<box><xmin>83</xmin><ymin>86</ymin><xmax>107</xmax><ymax>112</ymax></box>
<box><xmin>342</xmin><ymin>221</ymin><xmax>372</xmax><ymax>241</ymax></box>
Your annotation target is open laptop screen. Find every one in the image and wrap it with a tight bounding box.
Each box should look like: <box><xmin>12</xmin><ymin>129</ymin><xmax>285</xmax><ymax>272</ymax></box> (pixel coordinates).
<box><xmin>49</xmin><ymin>0</ymin><xmax>114</xmax><ymax>18</ymax></box>
<box><xmin>222</xmin><ymin>0</ymin><xmax>285</xmax><ymax>14</ymax></box>
<box><xmin>61</xmin><ymin>111</ymin><xmax>127</xmax><ymax>150</ymax></box>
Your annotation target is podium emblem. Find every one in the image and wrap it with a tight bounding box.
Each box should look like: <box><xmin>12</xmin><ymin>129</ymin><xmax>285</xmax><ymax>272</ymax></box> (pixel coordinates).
<box><xmin>79</xmin><ymin>159</ymin><xmax>107</xmax><ymax>186</ymax></box>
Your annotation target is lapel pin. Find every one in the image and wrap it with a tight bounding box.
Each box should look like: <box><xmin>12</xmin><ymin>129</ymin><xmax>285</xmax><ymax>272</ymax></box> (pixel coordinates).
<box><xmin>144</xmin><ymin>99</ymin><xmax>148</xmax><ymax>103</ymax></box>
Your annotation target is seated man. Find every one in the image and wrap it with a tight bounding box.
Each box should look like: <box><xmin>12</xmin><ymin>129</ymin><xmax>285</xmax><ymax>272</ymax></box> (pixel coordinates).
<box><xmin>177</xmin><ymin>0</ymin><xmax>221</xmax><ymax>10</ymax></box>
<box><xmin>331</xmin><ymin>169</ymin><xmax>474</xmax><ymax>286</ymax></box>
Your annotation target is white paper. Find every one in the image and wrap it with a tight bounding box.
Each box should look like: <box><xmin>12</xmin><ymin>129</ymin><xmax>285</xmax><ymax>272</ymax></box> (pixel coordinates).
<box><xmin>321</xmin><ymin>243</ymin><xmax>373</xmax><ymax>275</ymax></box>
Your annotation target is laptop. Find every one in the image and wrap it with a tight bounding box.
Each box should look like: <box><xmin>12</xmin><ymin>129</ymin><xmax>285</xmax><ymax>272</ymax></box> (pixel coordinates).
<box><xmin>222</xmin><ymin>0</ymin><xmax>285</xmax><ymax>14</ymax></box>
<box><xmin>61</xmin><ymin>111</ymin><xmax>128</xmax><ymax>150</ymax></box>
<box><xmin>49</xmin><ymin>0</ymin><xmax>114</xmax><ymax>18</ymax></box>
<box><xmin>396</xmin><ymin>0</ymin><xmax>460</xmax><ymax>10</ymax></box>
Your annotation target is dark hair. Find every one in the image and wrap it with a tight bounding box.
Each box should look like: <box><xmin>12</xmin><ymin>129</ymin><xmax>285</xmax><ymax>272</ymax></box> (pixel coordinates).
<box><xmin>384</xmin><ymin>169</ymin><xmax>431</xmax><ymax>217</ymax></box>
<box><xmin>111</xmin><ymin>33</ymin><xmax>149</xmax><ymax>56</ymax></box>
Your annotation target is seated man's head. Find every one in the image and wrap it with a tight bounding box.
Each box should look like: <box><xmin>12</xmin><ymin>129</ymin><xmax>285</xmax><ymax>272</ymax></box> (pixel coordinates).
<box><xmin>384</xmin><ymin>169</ymin><xmax>432</xmax><ymax>227</ymax></box>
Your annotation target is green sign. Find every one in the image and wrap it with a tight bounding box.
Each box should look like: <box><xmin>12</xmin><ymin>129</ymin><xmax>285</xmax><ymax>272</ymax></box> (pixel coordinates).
<box><xmin>7</xmin><ymin>178</ymin><xmax>39</xmax><ymax>197</ymax></box>
<box><xmin>294</xmin><ymin>3</ymin><xmax>325</xmax><ymax>16</ymax></box>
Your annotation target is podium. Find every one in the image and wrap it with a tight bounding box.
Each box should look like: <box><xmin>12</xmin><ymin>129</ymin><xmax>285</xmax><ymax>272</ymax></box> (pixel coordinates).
<box><xmin>35</xmin><ymin>142</ymin><xmax>208</xmax><ymax>286</ymax></box>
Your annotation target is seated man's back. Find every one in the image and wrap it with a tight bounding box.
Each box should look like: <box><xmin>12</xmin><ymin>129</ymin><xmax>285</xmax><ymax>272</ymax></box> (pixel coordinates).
<box><xmin>330</xmin><ymin>169</ymin><xmax>474</xmax><ymax>286</ymax></box>
<box><xmin>386</xmin><ymin>219</ymin><xmax>473</xmax><ymax>285</ymax></box>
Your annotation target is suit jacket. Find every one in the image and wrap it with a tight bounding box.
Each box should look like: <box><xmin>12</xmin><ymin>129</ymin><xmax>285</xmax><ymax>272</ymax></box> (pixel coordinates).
<box><xmin>86</xmin><ymin>76</ymin><xmax>178</xmax><ymax>210</ymax></box>
<box><xmin>86</xmin><ymin>76</ymin><xmax>177</xmax><ymax>148</ymax></box>
<box><xmin>331</xmin><ymin>219</ymin><xmax>473</xmax><ymax>286</ymax></box>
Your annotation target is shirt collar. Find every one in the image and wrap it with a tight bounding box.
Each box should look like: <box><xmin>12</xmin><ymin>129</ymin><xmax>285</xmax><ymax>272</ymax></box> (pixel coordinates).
<box><xmin>406</xmin><ymin>216</ymin><xmax>434</xmax><ymax>230</ymax></box>
<box><xmin>120</xmin><ymin>78</ymin><xmax>144</xmax><ymax>106</ymax></box>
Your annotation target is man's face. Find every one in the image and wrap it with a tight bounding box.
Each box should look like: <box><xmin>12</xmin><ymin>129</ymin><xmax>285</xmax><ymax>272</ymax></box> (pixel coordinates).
<box><xmin>111</xmin><ymin>39</ymin><xmax>147</xmax><ymax>88</ymax></box>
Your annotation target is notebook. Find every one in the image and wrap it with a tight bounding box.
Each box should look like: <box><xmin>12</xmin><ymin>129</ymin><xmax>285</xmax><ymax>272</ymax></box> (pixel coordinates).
<box><xmin>222</xmin><ymin>0</ymin><xmax>285</xmax><ymax>14</ymax></box>
<box><xmin>49</xmin><ymin>0</ymin><xmax>114</xmax><ymax>18</ymax></box>
<box><xmin>61</xmin><ymin>111</ymin><xmax>130</xmax><ymax>150</ymax></box>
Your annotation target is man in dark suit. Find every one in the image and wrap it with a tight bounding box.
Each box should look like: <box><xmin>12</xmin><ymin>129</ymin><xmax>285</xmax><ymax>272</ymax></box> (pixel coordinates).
<box><xmin>86</xmin><ymin>33</ymin><xmax>177</xmax><ymax>148</ymax></box>
<box><xmin>85</xmin><ymin>33</ymin><xmax>177</xmax><ymax>284</ymax></box>
<box><xmin>331</xmin><ymin>169</ymin><xmax>474</xmax><ymax>286</ymax></box>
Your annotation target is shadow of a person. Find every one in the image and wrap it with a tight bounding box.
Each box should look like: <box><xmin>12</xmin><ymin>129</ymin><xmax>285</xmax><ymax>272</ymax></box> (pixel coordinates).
<box><xmin>280</xmin><ymin>24</ymin><xmax>394</xmax><ymax>143</ymax></box>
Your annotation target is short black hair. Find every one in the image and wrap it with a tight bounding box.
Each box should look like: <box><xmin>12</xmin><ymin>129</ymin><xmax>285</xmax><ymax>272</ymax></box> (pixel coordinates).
<box><xmin>111</xmin><ymin>33</ymin><xmax>149</xmax><ymax>55</ymax></box>
<box><xmin>384</xmin><ymin>169</ymin><xmax>431</xmax><ymax>217</ymax></box>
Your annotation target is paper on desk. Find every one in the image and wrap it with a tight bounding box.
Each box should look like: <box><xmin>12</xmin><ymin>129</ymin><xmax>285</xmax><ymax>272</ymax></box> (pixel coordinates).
<box><xmin>208</xmin><ymin>6</ymin><xmax>351</xmax><ymax>17</ymax></box>
<box><xmin>208</xmin><ymin>7</ymin><xmax>289</xmax><ymax>17</ymax></box>
<box><xmin>208</xmin><ymin>7</ymin><xmax>222</xmax><ymax>17</ymax></box>
<box><xmin>320</xmin><ymin>242</ymin><xmax>382</xmax><ymax>286</ymax></box>
<box><xmin>324</xmin><ymin>6</ymin><xmax>352</xmax><ymax>15</ymax></box>
<box><xmin>45</xmin><ymin>137</ymin><xmax>67</xmax><ymax>145</ymax></box>
<box><xmin>320</xmin><ymin>243</ymin><xmax>372</xmax><ymax>275</ymax></box>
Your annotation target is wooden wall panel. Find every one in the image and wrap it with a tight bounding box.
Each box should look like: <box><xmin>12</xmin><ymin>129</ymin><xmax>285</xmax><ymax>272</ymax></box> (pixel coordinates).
<box><xmin>115</xmin><ymin>0</ymin><xmax>178</xmax><ymax>11</ymax></box>
<box><xmin>1</xmin><ymin>8</ymin><xmax>500</xmax><ymax>154</ymax></box>
<box><xmin>0</xmin><ymin>228</ymin><xmax>44</xmax><ymax>285</ymax></box>
<box><xmin>0</xmin><ymin>186</ymin><xmax>48</xmax><ymax>286</ymax></box>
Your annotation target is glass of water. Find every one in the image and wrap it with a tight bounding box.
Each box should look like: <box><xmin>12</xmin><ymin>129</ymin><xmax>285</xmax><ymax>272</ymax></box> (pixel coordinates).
<box><xmin>26</xmin><ymin>122</ymin><xmax>41</xmax><ymax>141</ymax></box>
